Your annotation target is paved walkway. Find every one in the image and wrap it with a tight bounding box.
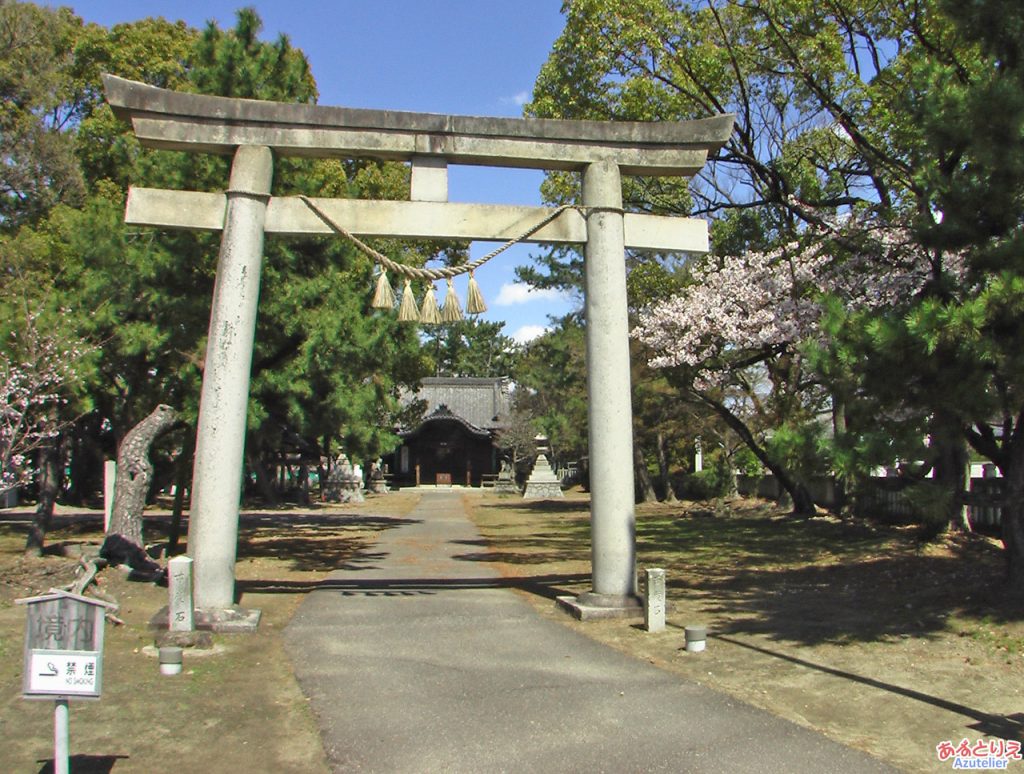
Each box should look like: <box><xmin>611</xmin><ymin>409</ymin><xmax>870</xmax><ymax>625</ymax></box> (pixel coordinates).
<box><xmin>284</xmin><ymin>491</ymin><xmax>895</xmax><ymax>773</ymax></box>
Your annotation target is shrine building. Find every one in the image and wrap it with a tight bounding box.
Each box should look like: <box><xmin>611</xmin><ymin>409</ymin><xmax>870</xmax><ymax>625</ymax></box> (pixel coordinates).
<box><xmin>391</xmin><ymin>377</ymin><xmax>511</xmax><ymax>487</ymax></box>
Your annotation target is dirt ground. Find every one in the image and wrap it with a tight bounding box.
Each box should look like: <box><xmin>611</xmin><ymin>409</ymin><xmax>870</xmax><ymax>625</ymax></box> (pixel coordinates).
<box><xmin>464</xmin><ymin>492</ymin><xmax>1024</xmax><ymax>774</ymax></box>
<box><xmin>0</xmin><ymin>493</ymin><xmax>420</xmax><ymax>774</ymax></box>
<box><xmin>0</xmin><ymin>490</ymin><xmax>1021</xmax><ymax>773</ymax></box>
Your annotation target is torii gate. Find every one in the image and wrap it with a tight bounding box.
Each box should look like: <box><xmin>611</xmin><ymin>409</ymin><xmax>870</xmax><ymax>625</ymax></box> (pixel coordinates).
<box><xmin>103</xmin><ymin>75</ymin><xmax>733</xmax><ymax>619</ymax></box>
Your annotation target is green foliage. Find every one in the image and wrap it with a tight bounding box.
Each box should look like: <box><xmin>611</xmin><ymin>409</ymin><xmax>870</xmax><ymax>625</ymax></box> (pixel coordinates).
<box><xmin>511</xmin><ymin>318</ymin><xmax>588</xmax><ymax>461</ymax></box>
<box><xmin>678</xmin><ymin>449</ymin><xmax>734</xmax><ymax>500</ymax></box>
<box><xmin>534</xmin><ymin>0</ymin><xmax>1024</xmax><ymax>533</ymax></box>
<box><xmin>765</xmin><ymin>421</ymin><xmax>833</xmax><ymax>484</ymax></box>
<box><xmin>626</xmin><ymin>256</ymin><xmax>688</xmax><ymax>310</ymax></box>
<box><xmin>680</xmin><ymin>468</ymin><xmax>728</xmax><ymax>500</ymax></box>
<box><xmin>72</xmin><ymin>17</ymin><xmax>198</xmax><ymax>192</ymax></box>
<box><xmin>173</xmin><ymin>10</ymin><xmax>428</xmax><ymax>461</ymax></box>
<box><xmin>2</xmin><ymin>6</ymin><xmax>434</xmax><ymax>495</ymax></box>
<box><xmin>0</xmin><ymin>1</ymin><xmax>87</xmax><ymax>229</ymax></box>
<box><xmin>190</xmin><ymin>8</ymin><xmax>315</xmax><ymax>102</ymax></box>
<box><xmin>421</xmin><ymin>319</ymin><xmax>520</xmax><ymax>378</ymax></box>
<box><xmin>731</xmin><ymin>446</ymin><xmax>763</xmax><ymax>479</ymax></box>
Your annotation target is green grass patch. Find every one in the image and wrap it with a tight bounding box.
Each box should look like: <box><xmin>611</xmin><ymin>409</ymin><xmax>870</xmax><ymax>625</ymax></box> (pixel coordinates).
<box><xmin>956</xmin><ymin>615</ymin><xmax>1024</xmax><ymax>655</ymax></box>
<box><xmin>468</xmin><ymin>494</ymin><xmax>1016</xmax><ymax>649</ymax></box>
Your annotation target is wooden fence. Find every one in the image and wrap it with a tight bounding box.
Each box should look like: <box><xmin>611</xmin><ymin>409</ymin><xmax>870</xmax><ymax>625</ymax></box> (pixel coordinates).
<box><xmin>736</xmin><ymin>474</ymin><xmax>1003</xmax><ymax>530</ymax></box>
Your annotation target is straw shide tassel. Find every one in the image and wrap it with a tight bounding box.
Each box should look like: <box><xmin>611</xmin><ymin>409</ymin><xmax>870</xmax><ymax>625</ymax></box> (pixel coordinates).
<box><xmin>419</xmin><ymin>282</ymin><xmax>442</xmax><ymax>324</ymax></box>
<box><xmin>398</xmin><ymin>278</ymin><xmax>419</xmax><ymax>322</ymax></box>
<box><xmin>466</xmin><ymin>270</ymin><xmax>487</xmax><ymax>314</ymax></box>
<box><xmin>441</xmin><ymin>278</ymin><xmax>464</xmax><ymax>322</ymax></box>
<box><xmin>371</xmin><ymin>268</ymin><xmax>396</xmax><ymax>309</ymax></box>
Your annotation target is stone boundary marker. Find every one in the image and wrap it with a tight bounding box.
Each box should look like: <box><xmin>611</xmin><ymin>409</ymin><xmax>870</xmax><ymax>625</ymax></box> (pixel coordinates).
<box><xmin>168</xmin><ymin>555</ymin><xmax>194</xmax><ymax>632</ymax></box>
<box><xmin>644</xmin><ymin>568</ymin><xmax>666</xmax><ymax>632</ymax></box>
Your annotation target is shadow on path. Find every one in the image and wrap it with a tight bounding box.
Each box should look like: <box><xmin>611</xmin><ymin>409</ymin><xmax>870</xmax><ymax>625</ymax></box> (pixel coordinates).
<box><xmin>235</xmin><ymin>513</ymin><xmax>421</xmax><ymax>573</ymax></box>
<box><xmin>36</xmin><ymin>754</ymin><xmax>129</xmax><ymax>773</ymax></box>
<box><xmin>238</xmin><ymin>571</ymin><xmax>590</xmax><ymax>601</ymax></box>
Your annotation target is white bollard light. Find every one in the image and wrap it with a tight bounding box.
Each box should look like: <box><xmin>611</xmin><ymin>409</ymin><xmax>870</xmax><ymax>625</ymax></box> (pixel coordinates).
<box><xmin>685</xmin><ymin>625</ymin><xmax>707</xmax><ymax>653</ymax></box>
<box><xmin>159</xmin><ymin>646</ymin><xmax>183</xmax><ymax>675</ymax></box>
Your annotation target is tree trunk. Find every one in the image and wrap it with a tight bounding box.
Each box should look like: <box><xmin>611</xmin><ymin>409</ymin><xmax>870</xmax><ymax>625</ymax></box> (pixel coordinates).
<box><xmin>655</xmin><ymin>431</ymin><xmax>677</xmax><ymax>502</ymax></box>
<box><xmin>65</xmin><ymin>413</ymin><xmax>105</xmax><ymax>506</ymax></box>
<box><xmin>168</xmin><ymin>425</ymin><xmax>194</xmax><ymax>555</ymax></box>
<box><xmin>830</xmin><ymin>394</ymin><xmax>848</xmax><ymax>515</ymax></box>
<box><xmin>972</xmin><ymin>411</ymin><xmax>1024</xmax><ymax>595</ymax></box>
<box><xmin>247</xmin><ymin>448</ymin><xmax>279</xmax><ymax>505</ymax></box>
<box><xmin>931</xmin><ymin>415</ymin><xmax>970</xmax><ymax>534</ymax></box>
<box><xmin>998</xmin><ymin>433</ymin><xmax>1024</xmax><ymax>595</ymax></box>
<box><xmin>788</xmin><ymin>481</ymin><xmax>817</xmax><ymax>516</ymax></box>
<box><xmin>725</xmin><ymin>462</ymin><xmax>739</xmax><ymax>498</ymax></box>
<box><xmin>317</xmin><ymin>434</ymin><xmax>330</xmax><ymax>500</ymax></box>
<box><xmin>634</xmin><ymin>445</ymin><xmax>658</xmax><ymax>503</ymax></box>
<box><xmin>106</xmin><ymin>405</ymin><xmax>177</xmax><ymax>548</ymax></box>
<box><xmin>697</xmin><ymin>391</ymin><xmax>816</xmax><ymax>515</ymax></box>
<box><xmin>297</xmin><ymin>463</ymin><xmax>310</xmax><ymax>505</ymax></box>
<box><xmin>24</xmin><ymin>440</ymin><xmax>61</xmax><ymax>556</ymax></box>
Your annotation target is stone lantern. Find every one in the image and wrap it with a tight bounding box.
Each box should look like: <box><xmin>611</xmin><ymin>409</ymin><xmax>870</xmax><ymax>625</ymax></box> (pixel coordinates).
<box><xmin>523</xmin><ymin>434</ymin><xmax>564</xmax><ymax>499</ymax></box>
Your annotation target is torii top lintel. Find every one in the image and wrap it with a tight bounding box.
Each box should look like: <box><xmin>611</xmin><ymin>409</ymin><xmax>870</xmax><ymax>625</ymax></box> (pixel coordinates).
<box><xmin>102</xmin><ymin>74</ymin><xmax>733</xmax><ymax>177</ymax></box>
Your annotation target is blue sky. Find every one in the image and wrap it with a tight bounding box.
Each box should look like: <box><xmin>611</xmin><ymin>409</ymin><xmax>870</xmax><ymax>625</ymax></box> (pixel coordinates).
<box><xmin>52</xmin><ymin>0</ymin><xmax>575</xmax><ymax>343</ymax></box>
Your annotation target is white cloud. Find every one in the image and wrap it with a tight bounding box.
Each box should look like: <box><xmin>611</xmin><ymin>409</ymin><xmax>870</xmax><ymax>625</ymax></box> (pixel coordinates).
<box><xmin>501</xmin><ymin>90</ymin><xmax>531</xmax><ymax>107</ymax></box>
<box><xmin>510</xmin><ymin>324</ymin><xmax>549</xmax><ymax>344</ymax></box>
<box><xmin>494</xmin><ymin>282</ymin><xmax>565</xmax><ymax>306</ymax></box>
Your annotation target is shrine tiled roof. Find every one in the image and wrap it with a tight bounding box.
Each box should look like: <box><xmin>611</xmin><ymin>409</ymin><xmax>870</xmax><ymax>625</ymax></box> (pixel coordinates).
<box><xmin>400</xmin><ymin>377</ymin><xmax>511</xmax><ymax>432</ymax></box>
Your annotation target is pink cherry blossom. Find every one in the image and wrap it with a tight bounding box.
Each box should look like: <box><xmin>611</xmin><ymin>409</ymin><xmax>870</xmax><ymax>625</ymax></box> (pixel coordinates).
<box><xmin>1</xmin><ymin>313</ymin><xmax>85</xmax><ymax>493</ymax></box>
<box><xmin>633</xmin><ymin>220</ymin><xmax>966</xmax><ymax>390</ymax></box>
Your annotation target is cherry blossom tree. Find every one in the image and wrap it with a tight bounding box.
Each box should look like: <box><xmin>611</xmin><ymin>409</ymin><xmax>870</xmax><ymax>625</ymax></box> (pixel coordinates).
<box><xmin>533</xmin><ymin>0</ymin><xmax>1024</xmax><ymax>589</ymax></box>
<box><xmin>1</xmin><ymin>312</ymin><xmax>86</xmax><ymax>553</ymax></box>
<box><xmin>1</xmin><ymin>322</ymin><xmax>72</xmax><ymax>490</ymax></box>
<box><xmin>633</xmin><ymin>220</ymin><xmax>965</xmax><ymax>514</ymax></box>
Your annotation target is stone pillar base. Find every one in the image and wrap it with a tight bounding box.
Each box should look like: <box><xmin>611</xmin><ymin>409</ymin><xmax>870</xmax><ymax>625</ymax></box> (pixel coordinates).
<box><xmin>523</xmin><ymin>481</ymin><xmax>563</xmax><ymax>499</ymax></box>
<box><xmin>556</xmin><ymin>592</ymin><xmax>643</xmax><ymax>621</ymax></box>
<box><xmin>193</xmin><ymin>606</ymin><xmax>262</xmax><ymax>633</ymax></box>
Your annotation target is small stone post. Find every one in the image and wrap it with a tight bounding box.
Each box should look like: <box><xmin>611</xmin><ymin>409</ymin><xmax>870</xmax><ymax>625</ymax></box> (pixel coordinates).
<box><xmin>644</xmin><ymin>568</ymin><xmax>666</xmax><ymax>633</ymax></box>
<box><xmin>577</xmin><ymin>159</ymin><xmax>638</xmax><ymax>610</ymax></box>
<box><xmin>103</xmin><ymin>460</ymin><xmax>116</xmax><ymax>532</ymax></box>
<box><xmin>188</xmin><ymin>145</ymin><xmax>273</xmax><ymax>611</ymax></box>
<box><xmin>168</xmin><ymin>555</ymin><xmax>195</xmax><ymax>632</ymax></box>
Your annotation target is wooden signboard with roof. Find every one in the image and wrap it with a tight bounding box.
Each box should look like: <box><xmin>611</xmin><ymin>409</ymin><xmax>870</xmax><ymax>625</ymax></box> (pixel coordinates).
<box><xmin>17</xmin><ymin>589</ymin><xmax>115</xmax><ymax>700</ymax></box>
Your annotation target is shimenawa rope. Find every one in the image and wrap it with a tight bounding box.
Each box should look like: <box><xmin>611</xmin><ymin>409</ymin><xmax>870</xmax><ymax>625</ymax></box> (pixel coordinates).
<box><xmin>298</xmin><ymin>194</ymin><xmax>581</xmax><ymax>322</ymax></box>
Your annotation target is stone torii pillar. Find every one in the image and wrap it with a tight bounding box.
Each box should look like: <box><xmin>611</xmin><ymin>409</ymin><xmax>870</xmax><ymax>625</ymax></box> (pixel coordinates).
<box><xmin>189</xmin><ymin>145</ymin><xmax>272</xmax><ymax>610</ymax></box>
<box><xmin>578</xmin><ymin>160</ymin><xmax>637</xmax><ymax>611</ymax></box>
<box><xmin>102</xmin><ymin>74</ymin><xmax>733</xmax><ymax>620</ymax></box>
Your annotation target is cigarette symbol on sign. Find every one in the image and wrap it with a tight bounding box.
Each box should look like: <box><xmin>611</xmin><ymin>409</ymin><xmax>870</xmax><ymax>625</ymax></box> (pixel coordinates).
<box><xmin>39</xmin><ymin>662</ymin><xmax>58</xmax><ymax>677</ymax></box>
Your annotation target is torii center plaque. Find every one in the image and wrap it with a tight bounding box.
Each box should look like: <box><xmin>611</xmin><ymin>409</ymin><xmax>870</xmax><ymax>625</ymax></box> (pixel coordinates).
<box><xmin>103</xmin><ymin>74</ymin><xmax>733</xmax><ymax>618</ymax></box>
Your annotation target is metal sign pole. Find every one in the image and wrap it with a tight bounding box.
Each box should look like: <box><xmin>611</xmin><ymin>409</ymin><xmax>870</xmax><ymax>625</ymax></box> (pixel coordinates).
<box><xmin>54</xmin><ymin>698</ymin><xmax>69</xmax><ymax>774</ymax></box>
